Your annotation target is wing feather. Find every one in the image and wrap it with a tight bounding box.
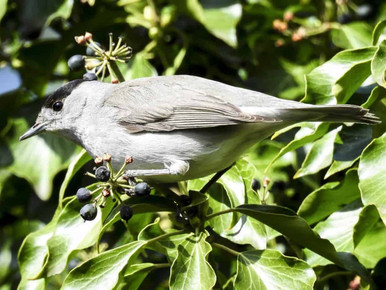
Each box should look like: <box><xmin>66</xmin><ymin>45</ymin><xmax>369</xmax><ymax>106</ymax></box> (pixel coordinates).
<box><xmin>104</xmin><ymin>76</ymin><xmax>278</xmax><ymax>133</ymax></box>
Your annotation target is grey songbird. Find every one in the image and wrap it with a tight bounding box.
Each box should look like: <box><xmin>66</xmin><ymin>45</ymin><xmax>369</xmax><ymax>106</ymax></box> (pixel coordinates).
<box><xmin>19</xmin><ymin>75</ymin><xmax>379</xmax><ymax>183</ymax></box>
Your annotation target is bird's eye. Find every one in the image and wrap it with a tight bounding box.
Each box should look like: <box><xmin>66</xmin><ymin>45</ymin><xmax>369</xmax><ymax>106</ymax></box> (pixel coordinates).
<box><xmin>52</xmin><ymin>101</ymin><xmax>63</xmax><ymax>112</ymax></box>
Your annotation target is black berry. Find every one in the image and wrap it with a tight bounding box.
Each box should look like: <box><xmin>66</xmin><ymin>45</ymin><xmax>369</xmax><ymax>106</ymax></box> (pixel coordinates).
<box><xmin>83</xmin><ymin>72</ymin><xmax>97</xmax><ymax>81</ymax></box>
<box><xmin>80</xmin><ymin>204</ymin><xmax>97</xmax><ymax>221</ymax></box>
<box><xmin>95</xmin><ymin>166</ymin><xmax>110</xmax><ymax>182</ymax></box>
<box><xmin>120</xmin><ymin>205</ymin><xmax>133</xmax><ymax>221</ymax></box>
<box><xmin>175</xmin><ymin>209</ymin><xmax>189</xmax><ymax>225</ymax></box>
<box><xmin>67</xmin><ymin>55</ymin><xmax>85</xmax><ymax>71</ymax></box>
<box><xmin>86</xmin><ymin>42</ymin><xmax>102</xmax><ymax>56</ymax></box>
<box><xmin>134</xmin><ymin>182</ymin><xmax>151</xmax><ymax>196</ymax></box>
<box><xmin>184</xmin><ymin>207</ymin><xmax>198</xmax><ymax>219</ymax></box>
<box><xmin>179</xmin><ymin>195</ymin><xmax>192</xmax><ymax>206</ymax></box>
<box><xmin>76</xmin><ymin>187</ymin><xmax>92</xmax><ymax>203</ymax></box>
<box><xmin>252</xmin><ymin>178</ymin><xmax>261</xmax><ymax>191</ymax></box>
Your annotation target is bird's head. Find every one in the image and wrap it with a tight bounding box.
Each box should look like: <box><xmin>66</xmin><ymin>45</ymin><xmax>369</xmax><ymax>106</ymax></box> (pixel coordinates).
<box><xmin>19</xmin><ymin>79</ymin><xmax>92</xmax><ymax>141</ymax></box>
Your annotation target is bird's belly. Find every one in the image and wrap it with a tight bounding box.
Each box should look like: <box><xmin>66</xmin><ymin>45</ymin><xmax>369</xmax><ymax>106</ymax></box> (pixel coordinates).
<box><xmin>82</xmin><ymin>124</ymin><xmax>281</xmax><ymax>183</ymax></box>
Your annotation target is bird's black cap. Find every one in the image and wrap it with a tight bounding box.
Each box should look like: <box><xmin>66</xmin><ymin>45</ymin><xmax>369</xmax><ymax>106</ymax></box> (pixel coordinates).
<box><xmin>44</xmin><ymin>79</ymin><xmax>85</xmax><ymax>108</ymax></box>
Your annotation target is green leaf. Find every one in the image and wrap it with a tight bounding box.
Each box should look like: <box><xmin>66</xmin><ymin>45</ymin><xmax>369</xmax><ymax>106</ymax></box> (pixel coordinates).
<box><xmin>371</xmin><ymin>39</ymin><xmax>386</xmax><ymax>88</ymax></box>
<box><xmin>325</xmin><ymin>124</ymin><xmax>372</xmax><ymax>178</ymax></box>
<box><xmin>353</xmin><ymin>204</ymin><xmax>380</xmax><ymax>247</ymax></box>
<box><xmin>62</xmin><ymin>240</ymin><xmax>146</xmax><ymax>290</ymax></box>
<box><xmin>46</xmin><ymin>0</ymin><xmax>74</xmax><ymax>25</ymax></box>
<box><xmin>303</xmin><ymin>47</ymin><xmax>376</xmax><ymax>105</ymax></box>
<box><xmin>0</xmin><ymin>0</ymin><xmax>7</xmax><ymax>22</ymax></box>
<box><xmin>304</xmin><ymin>201</ymin><xmax>363</xmax><ymax>266</ymax></box>
<box><xmin>298</xmin><ymin>169</ymin><xmax>360</xmax><ymax>224</ymax></box>
<box><xmin>354</xmin><ymin>220</ymin><xmax>386</xmax><ymax>268</ymax></box>
<box><xmin>123</xmin><ymin>52</ymin><xmax>158</xmax><ymax>80</ymax></box>
<box><xmin>8</xmin><ymin>118</ymin><xmax>77</xmax><ymax>200</ymax></box>
<box><xmin>164</xmin><ymin>46</ymin><xmax>187</xmax><ymax>76</ymax></box>
<box><xmin>207</xmin><ymin>183</ymin><xmax>233</xmax><ymax>233</ymax></box>
<box><xmin>294</xmin><ymin>126</ymin><xmax>342</xmax><ymax>178</ymax></box>
<box><xmin>59</xmin><ymin>149</ymin><xmax>91</xmax><ymax>206</ymax></box>
<box><xmin>331</xmin><ymin>22</ymin><xmax>372</xmax><ymax>49</ymax></box>
<box><xmin>362</xmin><ymin>86</ymin><xmax>385</xmax><ymax>109</ymax></box>
<box><xmin>38</xmin><ymin>199</ymin><xmax>103</xmax><ymax>277</ymax></box>
<box><xmin>372</xmin><ymin>19</ymin><xmax>386</xmax><ymax>45</ymax></box>
<box><xmin>217</xmin><ymin>165</ymin><xmax>268</xmax><ymax>249</ymax></box>
<box><xmin>234</xmin><ymin>249</ymin><xmax>316</xmax><ymax>290</ymax></box>
<box><xmin>122</xmin><ymin>263</ymin><xmax>162</xmax><ymax>289</ymax></box>
<box><xmin>169</xmin><ymin>232</ymin><xmax>216</xmax><ymax>290</ymax></box>
<box><xmin>232</xmin><ymin>204</ymin><xmax>340</xmax><ymax>264</ymax></box>
<box><xmin>159</xmin><ymin>233</ymin><xmax>193</xmax><ymax>262</ymax></box>
<box><xmin>201</xmin><ymin>1</ymin><xmax>242</xmax><ymax>48</ymax></box>
<box><xmin>232</xmin><ymin>204</ymin><xmax>371</xmax><ymax>281</ymax></box>
<box><xmin>18</xmin><ymin>216</ymin><xmax>58</xmax><ymax>280</ymax></box>
<box><xmin>359</xmin><ymin>133</ymin><xmax>386</xmax><ymax>224</ymax></box>
<box><xmin>267</xmin><ymin>123</ymin><xmax>329</xmax><ymax>172</ymax></box>
<box><xmin>18</xmin><ymin>278</ymin><xmax>45</xmax><ymax>290</ymax></box>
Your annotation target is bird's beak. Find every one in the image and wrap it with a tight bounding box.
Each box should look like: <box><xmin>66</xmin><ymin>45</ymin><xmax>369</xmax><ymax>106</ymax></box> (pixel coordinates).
<box><xmin>19</xmin><ymin>121</ymin><xmax>48</xmax><ymax>141</ymax></box>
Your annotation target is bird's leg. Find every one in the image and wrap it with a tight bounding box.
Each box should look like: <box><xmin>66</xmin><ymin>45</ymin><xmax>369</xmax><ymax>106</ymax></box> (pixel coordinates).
<box><xmin>123</xmin><ymin>160</ymin><xmax>189</xmax><ymax>177</ymax></box>
<box><xmin>200</xmin><ymin>163</ymin><xmax>235</xmax><ymax>193</ymax></box>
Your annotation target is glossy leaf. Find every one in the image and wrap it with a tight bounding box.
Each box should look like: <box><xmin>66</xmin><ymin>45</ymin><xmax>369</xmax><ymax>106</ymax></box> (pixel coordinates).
<box><xmin>353</xmin><ymin>204</ymin><xmax>380</xmax><ymax>247</ymax></box>
<box><xmin>294</xmin><ymin>126</ymin><xmax>342</xmax><ymax>178</ymax></box>
<box><xmin>122</xmin><ymin>263</ymin><xmax>161</xmax><ymax>289</ymax></box>
<box><xmin>234</xmin><ymin>249</ymin><xmax>316</xmax><ymax>290</ymax></box>
<box><xmin>298</xmin><ymin>169</ymin><xmax>360</xmax><ymax>224</ymax></box>
<box><xmin>201</xmin><ymin>1</ymin><xmax>242</xmax><ymax>48</ymax></box>
<box><xmin>267</xmin><ymin>123</ymin><xmax>328</xmax><ymax>172</ymax></box>
<box><xmin>58</xmin><ymin>149</ymin><xmax>91</xmax><ymax>205</ymax></box>
<box><xmin>232</xmin><ymin>204</ymin><xmax>340</xmax><ymax>264</ymax></box>
<box><xmin>331</xmin><ymin>22</ymin><xmax>372</xmax><ymax>49</ymax></box>
<box><xmin>8</xmin><ymin>118</ymin><xmax>77</xmax><ymax>200</ymax></box>
<box><xmin>62</xmin><ymin>240</ymin><xmax>146</xmax><ymax>290</ymax></box>
<box><xmin>218</xmin><ymin>165</ymin><xmax>268</xmax><ymax>249</ymax></box>
<box><xmin>372</xmin><ymin>19</ymin><xmax>386</xmax><ymax>45</ymax></box>
<box><xmin>169</xmin><ymin>232</ymin><xmax>216</xmax><ymax>290</ymax></box>
<box><xmin>304</xmin><ymin>201</ymin><xmax>363</xmax><ymax>266</ymax></box>
<box><xmin>371</xmin><ymin>39</ymin><xmax>386</xmax><ymax>88</ymax></box>
<box><xmin>38</xmin><ymin>199</ymin><xmax>102</xmax><ymax>277</ymax></box>
<box><xmin>46</xmin><ymin>0</ymin><xmax>74</xmax><ymax>25</ymax></box>
<box><xmin>354</xmin><ymin>220</ymin><xmax>386</xmax><ymax>268</ymax></box>
<box><xmin>359</xmin><ymin>133</ymin><xmax>386</xmax><ymax>224</ymax></box>
<box><xmin>0</xmin><ymin>0</ymin><xmax>7</xmax><ymax>22</ymax></box>
<box><xmin>303</xmin><ymin>47</ymin><xmax>376</xmax><ymax>105</ymax></box>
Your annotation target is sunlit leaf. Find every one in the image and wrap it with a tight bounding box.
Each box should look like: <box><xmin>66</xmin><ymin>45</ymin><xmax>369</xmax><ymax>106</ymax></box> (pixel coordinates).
<box><xmin>331</xmin><ymin>22</ymin><xmax>372</xmax><ymax>49</ymax></box>
<box><xmin>372</xmin><ymin>19</ymin><xmax>386</xmax><ymax>45</ymax></box>
<box><xmin>62</xmin><ymin>240</ymin><xmax>146</xmax><ymax>290</ymax></box>
<box><xmin>201</xmin><ymin>1</ymin><xmax>242</xmax><ymax>48</ymax></box>
<box><xmin>359</xmin><ymin>133</ymin><xmax>386</xmax><ymax>224</ymax></box>
<box><xmin>298</xmin><ymin>169</ymin><xmax>360</xmax><ymax>224</ymax></box>
<box><xmin>303</xmin><ymin>47</ymin><xmax>376</xmax><ymax>105</ymax></box>
<box><xmin>234</xmin><ymin>249</ymin><xmax>316</xmax><ymax>290</ymax></box>
<box><xmin>304</xmin><ymin>201</ymin><xmax>363</xmax><ymax>266</ymax></box>
<box><xmin>0</xmin><ymin>0</ymin><xmax>7</xmax><ymax>22</ymax></box>
<box><xmin>294</xmin><ymin>126</ymin><xmax>342</xmax><ymax>178</ymax></box>
<box><xmin>38</xmin><ymin>199</ymin><xmax>102</xmax><ymax>277</ymax></box>
<box><xmin>371</xmin><ymin>39</ymin><xmax>386</xmax><ymax>88</ymax></box>
<box><xmin>169</xmin><ymin>232</ymin><xmax>216</xmax><ymax>290</ymax></box>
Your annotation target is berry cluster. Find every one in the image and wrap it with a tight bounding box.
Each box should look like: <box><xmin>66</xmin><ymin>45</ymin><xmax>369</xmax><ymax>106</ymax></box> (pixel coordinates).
<box><xmin>67</xmin><ymin>32</ymin><xmax>132</xmax><ymax>82</ymax></box>
<box><xmin>77</xmin><ymin>154</ymin><xmax>152</xmax><ymax>222</ymax></box>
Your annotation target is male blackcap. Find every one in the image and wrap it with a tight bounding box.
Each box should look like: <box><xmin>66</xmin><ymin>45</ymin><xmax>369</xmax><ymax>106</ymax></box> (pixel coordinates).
<box><xmin>19</xmin><ymin>75</ymin><xmax>380</xmax><ymax>183</ymax></box>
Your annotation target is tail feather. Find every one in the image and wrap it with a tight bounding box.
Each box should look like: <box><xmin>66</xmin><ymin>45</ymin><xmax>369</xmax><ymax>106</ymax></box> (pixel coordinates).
<box><xmin>281</xmin><ymin>105</ymin><xmax>381</xmax><ymax>125</ymax></box>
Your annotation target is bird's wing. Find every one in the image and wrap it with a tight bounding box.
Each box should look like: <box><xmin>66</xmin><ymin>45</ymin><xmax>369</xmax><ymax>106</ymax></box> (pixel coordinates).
<box><xmin>104</xmin><ymin>76</ymin><xmax>279</xmax><ymax>133</ymax></box>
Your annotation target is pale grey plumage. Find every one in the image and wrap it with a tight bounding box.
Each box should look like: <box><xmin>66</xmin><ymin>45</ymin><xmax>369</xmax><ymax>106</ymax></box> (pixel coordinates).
<box><xmin>19</xmin><ymin>75</ymin><xmax>380</xmax><ymax>183</ymax></box>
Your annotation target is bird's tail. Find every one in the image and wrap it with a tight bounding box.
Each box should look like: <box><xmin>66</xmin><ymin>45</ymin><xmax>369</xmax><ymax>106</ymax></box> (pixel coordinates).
<box><xmin>278</xmin><ymin>104</ymin><xmax>380</xmax><ymax>125</ymax></box>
